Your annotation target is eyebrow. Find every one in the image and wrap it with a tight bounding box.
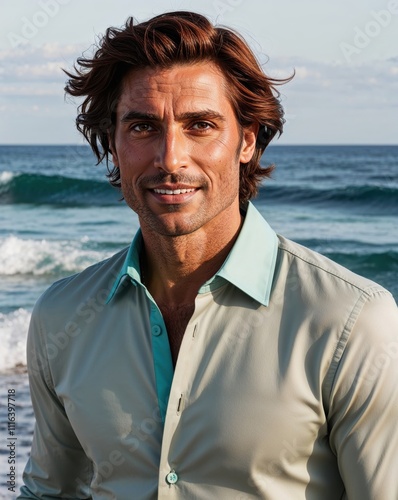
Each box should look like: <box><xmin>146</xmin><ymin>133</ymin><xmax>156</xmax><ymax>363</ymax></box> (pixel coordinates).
<box><xmin>120</xmin><ymin>111</ymin><xmax>157</xmax><ymax>122</ymax></box>
<box><xmin>120</xmin><ymin>109</ymin><xmax>226</xmax><ymax>123</ymax></box>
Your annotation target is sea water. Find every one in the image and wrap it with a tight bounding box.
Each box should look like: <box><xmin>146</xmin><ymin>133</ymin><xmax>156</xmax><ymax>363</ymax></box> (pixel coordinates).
<box><xmin>0</xmin><ymin>144</ymin><xmax>397</xmax><ymax>495</ymax></box>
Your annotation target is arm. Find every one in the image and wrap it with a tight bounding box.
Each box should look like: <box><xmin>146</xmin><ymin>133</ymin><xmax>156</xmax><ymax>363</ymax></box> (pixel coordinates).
<box><xmin>18</xmin><ymin>298</ymin><xmax>92</xmax><ymax>499</ymax></box>
<box><xmin>327</xmin><ymin>289</ymin><xmax>398</xmax><ymax>499</ymax></box>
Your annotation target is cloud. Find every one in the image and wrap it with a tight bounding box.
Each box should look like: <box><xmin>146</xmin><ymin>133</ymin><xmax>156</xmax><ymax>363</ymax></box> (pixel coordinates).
<box><xmin>14</xmin><ymin>61</ymin><xmax>65</xmax><ymax>79</ymax></box>
<box><xmin>0</xmin><ymin>42</ymin><xmax>87</xmax><ymax>98</ymax></box>
<box><xmin>0</xmin><ymin>83</ymin><xmax>61</xmax><ymax>97</ymax></box>
<box><xmin>266</xmin><ymin>55</ymin><xmax>398</xmax><ymax>109</ymax></box>
<box><xmin>0</xmin><ymin>42</ymin><xmax>86</xmax><ymax>63</ymax></box>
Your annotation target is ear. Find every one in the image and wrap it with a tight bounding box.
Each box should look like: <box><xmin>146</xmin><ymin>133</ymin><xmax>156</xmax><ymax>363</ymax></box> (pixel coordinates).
<box><xmin>239</xmin><ymin>122</ymin><xmax>260</xmax><ymax>164</ymax></box>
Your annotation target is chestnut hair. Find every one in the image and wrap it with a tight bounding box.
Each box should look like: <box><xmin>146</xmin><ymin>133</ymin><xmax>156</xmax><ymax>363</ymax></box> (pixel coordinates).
<box><xmin>64</xmin><ymin>11</ymin><xmax>292</xmax><ymax>205</ymax></box>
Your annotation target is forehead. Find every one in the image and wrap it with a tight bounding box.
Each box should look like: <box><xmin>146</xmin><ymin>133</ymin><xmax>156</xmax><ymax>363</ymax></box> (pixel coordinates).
<box><xmin>117</xmin><ymin>62</ymin><xmax>233</xmax><ymax>113</ymax></box>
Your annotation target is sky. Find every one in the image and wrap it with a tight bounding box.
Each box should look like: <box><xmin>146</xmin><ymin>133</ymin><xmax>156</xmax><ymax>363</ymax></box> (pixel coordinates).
<box><xmin>0</xmin><ymin>0</ymin><xmax>397</xmax><ymax>145</ymax></box>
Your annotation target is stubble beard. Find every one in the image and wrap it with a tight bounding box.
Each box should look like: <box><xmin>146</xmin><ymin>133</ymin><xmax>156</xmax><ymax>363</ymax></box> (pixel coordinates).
<box><xmin>121</xmin><ymin>172</ymin><xmax>209</xmax><ymax>237</ymax></box>
<box><xmin>121</xmin><ymin>171</ymin><xmax>238</xmax><ymax>238</ymax></box>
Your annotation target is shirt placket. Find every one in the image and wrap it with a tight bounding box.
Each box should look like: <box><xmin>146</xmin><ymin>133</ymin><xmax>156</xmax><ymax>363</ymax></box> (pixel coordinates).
<box><xmin>157</xmin><ymin>318</ymin><xmax>199</xmax><ymax>498</ymax></box>
<box><xmin>147</xmin><ymin>298</ymin><xmax>174</xmax><ymax>419</ymax></box>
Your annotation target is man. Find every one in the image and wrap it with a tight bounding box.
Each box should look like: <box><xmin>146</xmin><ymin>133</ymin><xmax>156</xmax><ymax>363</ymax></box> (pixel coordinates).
<box><xmin>19</xmin><ymin>11</ymin><xmax>398</xmax><ymax>499</ymax></box>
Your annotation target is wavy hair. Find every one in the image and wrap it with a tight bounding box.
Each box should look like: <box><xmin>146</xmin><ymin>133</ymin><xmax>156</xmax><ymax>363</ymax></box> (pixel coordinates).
<box><xmin>64</xmin><ymin>11</ymin><xmax>292</xmax><ymax>204</ymax></box>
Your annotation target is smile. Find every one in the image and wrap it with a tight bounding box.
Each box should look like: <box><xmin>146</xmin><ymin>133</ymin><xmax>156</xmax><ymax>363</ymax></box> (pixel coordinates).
<box><xmin>153</xmin><ymin>188</ymin><xmax>196</xmax><ymax>195</ymax></box>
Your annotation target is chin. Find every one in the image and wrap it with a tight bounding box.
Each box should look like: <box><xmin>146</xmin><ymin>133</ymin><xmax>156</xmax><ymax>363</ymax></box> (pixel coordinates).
<box><xmin>144</xmin><ymin>211</ymin><xmax>207</xmax><ymax>237</ymax></box>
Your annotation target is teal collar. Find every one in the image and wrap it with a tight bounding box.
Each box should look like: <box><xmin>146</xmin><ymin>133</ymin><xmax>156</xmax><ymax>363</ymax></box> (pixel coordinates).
<box><xmin>106</xmin><ymin>230</ymin><xmax>144</xmax><ymax>303</ymax></box>
<box><xmin>106</xmin><ymin>202</ymin><xmax>278</xmax><ymax>306</ymax></box>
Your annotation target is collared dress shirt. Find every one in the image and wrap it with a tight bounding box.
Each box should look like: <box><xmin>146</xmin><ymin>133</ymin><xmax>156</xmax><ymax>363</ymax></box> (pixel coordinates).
<box><xmin>19</xmin><ymin>202</ymin><xmax>398</xmax><ymax>499</ymax></box>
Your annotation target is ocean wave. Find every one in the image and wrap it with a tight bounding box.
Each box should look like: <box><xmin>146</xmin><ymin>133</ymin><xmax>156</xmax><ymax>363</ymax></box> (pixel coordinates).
<box><xmin>0</xmin><ymin>236</ymin><xmax>109</xmax><ymax>276</ymax></box>
<box><xmin>259</xmin><ymin>184</ymin><xmax>397</xmax><ymax>214</ymax></box>
<box><xmin>0</xmin><ymin>171</ymin><xmax>14</xmax><ymax>184</ymax></box>
<box><xmin>0</xmin><ymin>172</ymin><xmax>120</xmax><ymax>206</ymax></box>
<box><xmin>324</xmin><ymin>249</ymin><xmax>398</xmax><ymax>274</ymax></box>
<box><xmin>0</xmin><ymin>308</ymin><xmax>29</xmax><ymax>372</ymax></box>
<box><xmin>296</xmin><ymin>238</ymin><xmax>398</xmax><ymax>274</ymax></box>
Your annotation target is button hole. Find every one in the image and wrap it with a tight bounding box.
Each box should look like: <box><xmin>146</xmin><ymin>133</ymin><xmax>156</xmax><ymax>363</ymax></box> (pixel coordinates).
<box><xmin>177</xmin><ymin>394</ymin><xmax>183</xmax><ymax>414</ymax></box>
<box><xmin>192</xmin><ymin>324</ymin><xmax>198</xmax><ymax>338</ymax></box>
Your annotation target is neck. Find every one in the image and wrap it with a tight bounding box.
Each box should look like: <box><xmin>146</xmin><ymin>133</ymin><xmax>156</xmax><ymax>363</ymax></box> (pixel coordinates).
<box><xmin>140</xmin><ymin>209</ymin><xmax>243</xmax><ymax>307</ymax></box>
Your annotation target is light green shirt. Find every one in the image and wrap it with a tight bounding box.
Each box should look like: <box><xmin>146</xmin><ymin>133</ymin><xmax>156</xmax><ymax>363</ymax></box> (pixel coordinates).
<box><xmin>19</xmin><ymin>202</ymin><xmax>398</xmax><ymax>499</ymax></box>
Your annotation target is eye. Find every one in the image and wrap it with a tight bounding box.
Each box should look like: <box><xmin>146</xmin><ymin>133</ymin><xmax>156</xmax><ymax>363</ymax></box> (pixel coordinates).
<box><xmin>191</xmin><ymin>121</ymin><xmax>213</xmax><ymax>131</ymax></box>
<box><xmin>130</xmin><ymin>123</ymin><xmax>155</xmax><ymax>133</ymax></box>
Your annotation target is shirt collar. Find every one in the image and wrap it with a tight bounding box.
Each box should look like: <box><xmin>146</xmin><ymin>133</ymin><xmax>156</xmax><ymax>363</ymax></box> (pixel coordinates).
<box><xmin>106</xmin><ymin>202</ymin><xmax>278</xmax><ymax>306</ymax></box>
<box><xmin>106</xmin><ymin>230</ymin><xmax>144</xmax><ymax>303</ymax></box>
<box><xmin>203</xmin><ymin>201</ymin><xmax>278</xmax><ymax>306</ymax></box>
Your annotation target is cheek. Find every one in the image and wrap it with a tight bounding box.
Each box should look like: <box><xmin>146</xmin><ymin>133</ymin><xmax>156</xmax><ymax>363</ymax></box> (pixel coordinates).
<box><xmin>210</xmin><ymin>142</ymin><xmax>241</xmax><ymax>174</ymax></box>
<box><xmin>203</xmin><ymin>160</ymin><xmax>240</xmax><ymax>197</ymax></box>
<box><xmin>117</xmin><ymin>146</ymin><xmax>149</xmax><ymax>177</ymax></box>
<box><xmin>196</xmin><ymin>137</ymin><xmax>239</xmax><ymax>170</ymax></box>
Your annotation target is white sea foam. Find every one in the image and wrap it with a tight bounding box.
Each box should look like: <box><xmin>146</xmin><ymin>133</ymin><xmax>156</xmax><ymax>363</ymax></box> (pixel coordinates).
<box><xmin>0</xmin><ymin>170</ymin><xmax>15</xmax><ymax>184</ymax></box>
<box><xmin>0</xmin><ymin>235</ymin><xmax>107</xmax><ymax>276</ymax></box>
<box><xmin>0</xmin><ymin>308</ymin><xmax>30</xmax><ymax>372</ymax></box>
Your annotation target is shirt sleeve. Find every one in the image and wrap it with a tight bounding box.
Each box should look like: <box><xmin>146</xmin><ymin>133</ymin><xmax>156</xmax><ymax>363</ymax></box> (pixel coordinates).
<box><xmin>327</xmin><ymin>288</ymin><xmax>398</xmax><ymax>500</ymax></box>
<box><xmin>18</xmin><ymin>296</ymin><xmax>92</xmax><ymax>499</ymax></box>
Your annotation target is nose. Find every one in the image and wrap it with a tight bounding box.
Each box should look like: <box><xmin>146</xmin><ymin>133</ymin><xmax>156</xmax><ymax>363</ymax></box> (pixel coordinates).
<box><xmin>154</xmin><ymin>127</ymin><xmax>188</xmax><ymax>173</ymax></box>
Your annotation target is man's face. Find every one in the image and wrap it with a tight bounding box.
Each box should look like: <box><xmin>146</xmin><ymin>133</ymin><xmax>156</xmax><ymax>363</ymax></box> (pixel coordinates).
<box><xmin>111</xmin><ymin>62</ymin><xmax>257</xmax><ymax>237</ymax></box>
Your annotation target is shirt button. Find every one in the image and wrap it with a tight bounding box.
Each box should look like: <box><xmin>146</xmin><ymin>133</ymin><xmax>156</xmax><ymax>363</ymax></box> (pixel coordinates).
<box><xmin>166</xmin><ymin>470</ymin><xmax>178</xmax><ymax>485</ymax></box>
<box><xmin>152</xmin><ymin>325</ymin><xmax>162</xmax><ymax>336</ymax></box>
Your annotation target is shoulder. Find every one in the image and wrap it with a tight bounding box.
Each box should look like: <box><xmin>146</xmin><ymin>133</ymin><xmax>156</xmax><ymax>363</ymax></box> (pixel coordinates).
<box><xmin>274</xmin><ymin>234</ymin><xmax>397</xmax><ymax>345</ymax></box>
<box><xmin>34</xmin><ymin>246</ymin><xmax>129</xmax><ymax>316</ymax></box>
<box><xmin>276</xmin><ymin>234</ymin><xmax>390</xmax><ymax>299</ymax></box>
<box><xmin>274</xmin><ymin>235</ymin><xmax>398</xmax><ymax>400</ymax></box>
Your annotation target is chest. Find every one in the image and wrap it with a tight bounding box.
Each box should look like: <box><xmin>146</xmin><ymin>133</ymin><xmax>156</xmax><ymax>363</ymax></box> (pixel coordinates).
<box><xmin>52</xmin><ymin>287</ymin><xmax>339</xmax><ymax>497</ymax></box>
<box><xmin>160</xmin><ymin>303</ymin><xmax>195</xmax><ymax>365</ymax></box>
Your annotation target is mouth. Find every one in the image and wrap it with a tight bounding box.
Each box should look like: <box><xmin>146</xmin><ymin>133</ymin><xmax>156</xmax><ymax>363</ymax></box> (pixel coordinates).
<box><xmin>149</xmin><ymin>185</ymin><xmax>199</xmax><ymax>204</ymax></box>
<box><xmin>153</xmin><ymin>188</ymin><xmax>196</xmax><ymax>195</ymax></box>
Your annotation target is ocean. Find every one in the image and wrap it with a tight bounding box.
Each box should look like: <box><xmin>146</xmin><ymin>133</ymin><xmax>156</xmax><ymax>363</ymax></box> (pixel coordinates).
<box><xmin>0</xmin><ymin>144</ymin><xmax>397</xmax><ymax>496</ymax></box>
